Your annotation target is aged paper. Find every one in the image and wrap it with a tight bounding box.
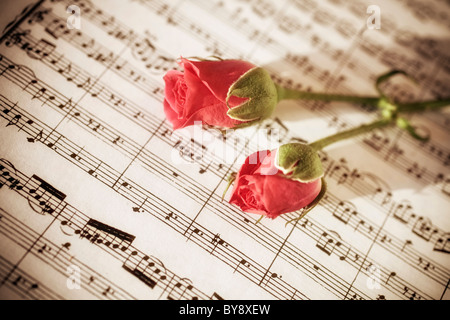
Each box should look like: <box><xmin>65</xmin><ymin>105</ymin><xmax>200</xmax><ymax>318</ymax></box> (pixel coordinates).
<box><xmin>0</xmin><ymin>0</ymin><xmax>449</xmax><ymax>300</ymax></box>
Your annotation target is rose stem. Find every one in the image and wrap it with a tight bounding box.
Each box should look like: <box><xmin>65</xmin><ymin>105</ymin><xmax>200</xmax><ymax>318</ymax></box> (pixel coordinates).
<box><xmin>308</xmin><ymin>119</ymin><xmax>390</xmax><ymax>150</ymax></box>
<box><xmin>276</xmin><ymin>85</ymin><xmax>450</xmax><ymax>113</ymax></box>
<box><xmin>308</xmin><ymin>100</ymin><xmax>450</xmax><ymax>151</ymax></box>
<box><xmin>276</xmin><ymin>85</ymin><xmax>381</xmax><ymax>105</ymax></box>
<box><xmin>397</xmin><ymin>99</ymin><xmax>450</xmax><ymax>113</ymax></box>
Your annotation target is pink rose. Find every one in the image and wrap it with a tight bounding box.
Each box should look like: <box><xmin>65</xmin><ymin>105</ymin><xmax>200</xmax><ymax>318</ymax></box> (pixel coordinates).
<box><xmin>163</xmin><ymin>58</ymin><xmax>256</xmax><ymax>130</ymax></box>
<box><xmin>229</xmin><ymin>149</ymin><xmax>322</xmax><ymax>219</ymax></box>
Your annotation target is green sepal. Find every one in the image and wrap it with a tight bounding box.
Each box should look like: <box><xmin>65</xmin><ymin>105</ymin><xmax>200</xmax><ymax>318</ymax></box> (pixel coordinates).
<box><xmin>226</xmin><ymin>67</ymin><xmax>278</xmax><ymax>122</ymax></box>
<box><xmin>276</xmin><ymin>143</ymin><xmax>324</xmax><ymax>183</ymax></box>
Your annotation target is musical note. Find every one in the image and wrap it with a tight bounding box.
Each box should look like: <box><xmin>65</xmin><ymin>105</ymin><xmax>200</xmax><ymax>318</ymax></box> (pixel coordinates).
<box><xmin>109</xmin><ymin>93</ymin><xmax>126</xmax><ymax>108</ymax></box>
<box><xmin>174</xmin><ymin>137</ymin><xmax>207</xmax><ymax>163</ymax></box>
<box><xmin>76</xmin><ymin>77</ymin><xmax>92</xmax><ymax>90</ymax></box>
<box><xmin>329</xmin><ymin>158</ymin><xmax>351</xmax><ymax>185</ymax></box>
<box><xmin>316</xmin><ymin>231</ymin><xmax>342</xmax><ymax>256</ymax></box>
<box><xmin>391</xmin><ymin>200</ymin><xmax>415</xmax><ymax>224</ymax></box>
<box><xmin>37</xmin><ymin>243</ymin><xmax>51</xmax><ymax>254</ymax></box>
<box><xmin>186</xmin><ymin>227</ymin><xmax>204</xmax><ymax>241</ymax></box>
<box><xmin>401</xmin><ymin>240</ymin><xmax>412</xmax><ymax>252</ymax></box>
<box><xmin>6</xmin><ymin>114</ymin><xmax>21</xmax><ymax>127</ymax></box>
<box><xmin>0</xmin><ymin>0</ymin><xmax>448</xmax><ymax>302</ymax></box>
<box><xmin>434</xmin><ymin>173</ymin><xmax>450</xmax><ymax>196</ymax></box>
<box><xmin>412</xmin><ymin>217</ymin><xmax>438</xmax><ymax>241</ymax></box>
<box><xmin>27</xmin><ymin>129</ymin><xmax>43</xmax><ymax>143</ymax></box>
<box><xmin>26</xmin><ymin>174</ymin><xmax>66</xmax><ymax>215</ymax></box>
<box><xmin>406</xmin><ymin>162</ymin><xmax>426</xmax><ymax>179</ymax></box>
<box><xmin>403</xmin><ymin>286</ymin><xmax>422</xmax><ymax>300</ymax></box>
<box><xmin>385</xmin><ymin>271</ymin><xmax>396</xmax><ymax>285</ymax></box>
<box><xmin>122</xmin><ymin>263</ymin><xmax>157</xmax><ymax>289</ymax></box>
<box><xmin>234</xmin><ymin>258</ymin><xmax>251</xmax><ymax>273</ymax></box>
<box><xmin>211</xmin><ymin>233</ymin><xmax>228</xmax><ymax>253</ymax></box>
<box><xmin>264</xmin><ymin>117</ymin><xmax>289</xmax><ymax>143</ymax></box>
<box><xmin>165</xmin><ymin>212</ymin><xmax>178</xmax><ymax>221</ymax></box>
<box><xmin>418</xmin><ymin>257</ymin><xmax>435</xmax><ymax>271</ymax></box>
<box><xmin>90</xmin><ymin>85</ymin><xmax>104</xmax><ymax>98</ymax></box>
<box><xmin>210</xmin><ymin>292</ymin><xmax>224</xmax><ymax>300</ymax></box>
<box><xmin>26</xmin><ymin>38</ymin><xmax>56</xmax><ymax>60</ymax></box>
<box><xmin>132</xmin><ymin>197</ymin><xmax>147</xmax><ymax>213</ymax></box>
<box><xmin>146</xmin><ymin>55</ymin><xmax>174</xmax><ymax>73</ymax></box>
<box><xmin>44</xmin><ymin>18</ymin><xmax>67</xmax><ymax>39</ymax></box>
<box><xmin>87</xmin><ymin>118</ymin><xmax>104</xmax><ymax>132</ymax></box>
<box><xmin>70</xmin><ymin>148</ymin><xmax>82</xmax><ymax>161</ymax></box>
<box><xmin>132</xmin><ymin>38</ymin><xmax>156</xmax><ymax>64</ymax></box>
<box><xmin>363</xmin><ymin>130</ymin><xmax>390</xmax><ymax>152</ymax></box>
<box><xmin>85</xmin><ymin>218</ymin><xmax>136</xmax><ymax>244</ymax></box>
<box><xmin>338</xmin><ymin>247</ymin><xmax>351</xmax><ymax>261</ymax></box>
<box><xmin>433</xmin><ymin>233</ymin><xmax>450</xmax><ymax>254</ymax></box>
<box><xmin>166</xmin><ymin>281</ymin><xmax>196</xmax><ymax>300</ymax></box>
<box><xmin>332</xmin><ymin>200</ymin><xmax>357</xmax><ymax>224</ymax></box>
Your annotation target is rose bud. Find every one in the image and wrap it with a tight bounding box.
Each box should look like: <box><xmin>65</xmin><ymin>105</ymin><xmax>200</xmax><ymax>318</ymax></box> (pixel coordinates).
<box><xmin>163</xmin><ymin>58</ymin><xmax>278</xmax><ymax>130</ymax></box>
<box><xmin>228</xmin><ymin>144</ymin><xmax>326</xmax><ymax>219</ymax></box>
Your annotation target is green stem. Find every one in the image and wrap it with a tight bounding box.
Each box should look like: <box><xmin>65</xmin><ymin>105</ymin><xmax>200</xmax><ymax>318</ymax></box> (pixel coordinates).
<box><xmin>276</xmin><ymin>85</ymin><xmax>450</xmax><ymax>114</ymax></box>
<box><xmin>276</xmin><ymin>85</ymin><xmax>380</xmax><ymax>106</ymax></box>
<box><xmin>276</xmin><ymin>84</ymin><xmax>450</xmax><ymax>150</ymax></box>
<box><xmin>309</xmin><ymin>119</ymin><xmax>392</xmax><ymax>151</ymax></box>
<box><xmin>397</xmin><ymin>99</ymin><xmax>450</xmax><ymax>113</ymax></box>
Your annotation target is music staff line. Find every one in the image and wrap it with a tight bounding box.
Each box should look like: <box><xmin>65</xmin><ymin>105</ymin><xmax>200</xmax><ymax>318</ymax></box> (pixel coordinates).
<box><xmin>0</xmin><ymin>165</ymin><xmax>223</xmax><ymax>300</ymax></box>
<box><xmin>197</xmin><ymin>0</ymin><xmax>450</xmax><ymax>117</ymax></box>
<box><xmin>0</xmin><ymin>253</ymin><xmax>63</xmax><ymax>300</ymax></box>
<box><xmin>2</xmin><ymin>1</ymin><xmax>446</xmax><ymax>298</ymax></box>
<box><xmin>0</xmin><ymin>90</ymin><xmax>419</xmax><ymax>301</ymax></box>
<box><xmin>21</xmin><ymin>2</ymin><xmax>450</xmax><ymax>190</ymax></box>
<box><xmin>0</xmin><ymin>158</ymin><xmax>309</xmax><ymax>300</ymax></box>
<box><xmin>41</xmin><ymin>0</ymin><xmax>450</xmax><ymax>192</ymax></box>
<box><xmin>320</xmin><ymin>153</ymin><xmax>449</xmax><ymax>246</ymax></box>
<box><xmin>57</xmin><ymin>0</ymin><xmax>450</xmax><ymax>155</ymax></box>
<box><xmin>319</xmin><ymin>193</ymin><xmax>449</xmax><ymax>282</ymax></box>
<box><xmin>1</xmin><ymin>0</ymin><xmax>446</xmax><ymax>302</ymax></box>
<box><xmin>0</xmin><ymin>51</ymin><xmax>447</xmax><ymax>291</ymax></box>
<box><xmin>35</xmin><ymin>5</ymin><xmax>176</xmax><ymax>85</ymax></box>
<box><xmin>154</xmin><ymin>0</ymin><xmax>450</xmax><ymax>168</ymax></box>
<box><xmin>5</xmin><ymin>21</ymin><xmax>450</xmax><ymax>210</ymax></box>
<box><xmin>0</xmin><ymin>95</ymin><xmax>439</xmax><ymax>300</ymax></box>
<box><xmin>0</xmin><ymin>207</ymin><xmax>136</xmax><ymax>300</ymax></box>
<box><xmin>137</xmin><ymin>0</ymin><xmax>450</xmax><ymax>125</ymax></box>
<box><xmin>0</xmin><ymin>90</ymin><xmax>316</xmax><ymax>300</ymax></box>
<box><xmin>5</xmin><ymin>35</ymin><xmax>448</xmax><ymax>262</ymax></box>
<box><xmin>0</xmin><ymin>50</ymin><xmax>446</xmax><ymax>290</ymax></box>
<box><xmin>3</xmin><ymin>28</ymin><xmax>240</xmax><ymax>173</ymax></box>
<box><xmin>6</xmin><ymin>28</ymin><xmax>180</xmax><ymax>142</ymax></box>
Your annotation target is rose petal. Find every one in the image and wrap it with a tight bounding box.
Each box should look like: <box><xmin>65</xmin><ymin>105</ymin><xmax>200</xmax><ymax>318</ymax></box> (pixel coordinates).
<box><xmin>182</xmin><ymin>101</ymin><xmax>241</xmax><ymax>128</ymax></box>
<box><xmin>163</xmin><ymin>70</ymin><xmax>184</xmax><ymax>110</ymax></box>
<box><xmin>163</xmin><ymin>99</ymin><xmax>185</xmax><ymax>130</ymax></box>
<box><xmin>182</xmin><ymin>58</ymin><xmax>255</xmax><ymax>102</ymax></box>
<box><xmin>229</xmin><ymin>182</ymin><xmax>267</xmax><ymax>215</ymax></box>
<box><xmin>239</xmin><ymin>150</ymin><xmax>272</xmax><ymax>176</ymax></box>
<box><xmin>179</xmin><ymin>62</ymin><xmax>243</xmax><ymax>128</ymax></box>
<box><xmin>261</xmin><ymin>175</ymin><xmax>322</xmax><ymax>218</ymax></box>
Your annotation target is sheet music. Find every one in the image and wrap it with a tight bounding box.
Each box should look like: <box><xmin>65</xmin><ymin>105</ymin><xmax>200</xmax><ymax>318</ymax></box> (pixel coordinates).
<box><xmin>0</xmin><ymin>0</ymin><xmax>449</xmax><ymax>300</ymax></box>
